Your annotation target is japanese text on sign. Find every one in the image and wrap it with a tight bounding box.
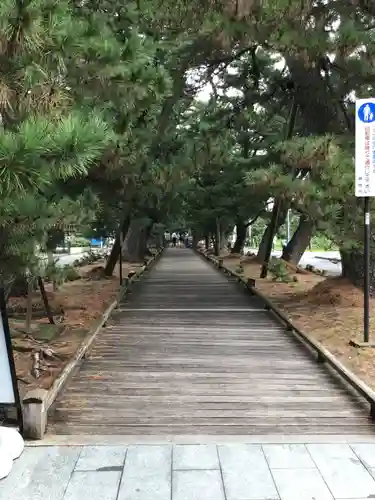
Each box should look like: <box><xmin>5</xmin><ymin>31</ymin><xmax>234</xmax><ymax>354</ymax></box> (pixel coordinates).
<box><xmin>355</xmin><ymin>98</ymin><xmax>375</xmax><ymax>197</ymax></box>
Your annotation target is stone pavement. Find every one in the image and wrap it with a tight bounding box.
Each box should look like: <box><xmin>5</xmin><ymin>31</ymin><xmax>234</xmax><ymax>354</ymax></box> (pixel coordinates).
<box><xmin>2</xmin><ymin>442</ymin><xmax>375</xmax><ymax>499</ymax></box>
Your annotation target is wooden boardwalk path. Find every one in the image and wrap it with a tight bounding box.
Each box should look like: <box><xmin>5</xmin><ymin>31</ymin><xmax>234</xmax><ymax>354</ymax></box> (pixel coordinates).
<box><xmin>48</xmin><ymin>249</ymin><xmax>374</xmax><ymax>435</ymax></box>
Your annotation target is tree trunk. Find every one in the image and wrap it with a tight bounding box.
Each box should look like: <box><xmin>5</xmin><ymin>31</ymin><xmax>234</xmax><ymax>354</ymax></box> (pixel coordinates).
<box><xmin>286</xmin><ymin>56</ymin><xmax>343</xmax><ymax>135</ymax></box>
<box><xmin>204</xmin><ymin>235</ymin><xmax>209</xmax><ymax>251</ymax></box>
<box><xmin>214</xmin><ymin>219</ymin><xmax>220</xmax><ymax>256</ymax></box>
<box><xmin>281</xmin><ymin>215</ymin><xmax>315</xmax><ymax>265</ymax></box>
<box><xmin>231</xmin><ymin>220</ymin><xmax>247</xmax><ymax>254</ymax></box>
<box><xmin>37</xmin><ymin>276</ymin><xmax>55</xmax><ymax>324</ymax></box>
<box><xmin>220</xmin><ymin>231</ymin><xmax>227</xmax><ymax>251</ymax></box>
<box><xmin>25</xmin><ymin>280</ymin><xmax>33</xmax><ymax>333</ymax></box>
<box><xmin>104</xmin><ymin>214</ymin><xmax>131</xmax><ymax>276</ymax></box>
<box><xmin>47</xmin><ymin>251</ymin><xmax>54</xmax><ymax>266</ymax></box>
<box><xmin>150</xmin><ymin>223</ymin><xmax>164</xmax><ymax>249</ymax></box>
<box><xmin>122</xmin><ymin>219</ymin><xmax>148</xmax><ymax>263</ymax></box>
<box><xmin>257</xmin><ymin>209</ymin><xmax>288</xmax><ymax>262</ymax></box>
<box><xmin>192</xmin><ymin>230</ymin><xmax>199</xmax><ymax>249</ymax></box>
<box><xmin>156</xmin><ymin>231</ymin><xmax>164</xmax><ymax>249</ymax></box>
<box><xmin>10</xmin><ymin>275</ymin><xmax>29</xmax><ymax>297</ymax></box>
<box><xmin>213</xmin><ymin>239</ymin><xmax>219</xmax><ymax>256</ymax></box>
<box><xmin>144</xmin><ymin>223</ymin><xmax>154</xmax><ymax>257</ymax></box>
<box><xmin>47</xmin><ymin>251</ymin><xmax>58</xmax><ymax>291</ymax></box>
<box><xmin>340</xmin><ymin>249</ymin><xmax>375</xmax><ymax>295</ymax></box>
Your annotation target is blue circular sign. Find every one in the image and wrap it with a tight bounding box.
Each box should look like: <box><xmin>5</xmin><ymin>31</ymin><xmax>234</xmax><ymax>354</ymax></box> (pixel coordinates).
<box><xmin>358</xmin><ymin>102</ymin><xmax>375</xmax><ymax>123</ymax></box>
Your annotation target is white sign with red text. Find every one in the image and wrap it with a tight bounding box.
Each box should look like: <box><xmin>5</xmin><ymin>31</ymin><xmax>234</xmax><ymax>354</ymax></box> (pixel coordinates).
<box><xmin>355</xmin><ymin>98</ymin><xmax>375</xmax><ymax>197</ymax></box>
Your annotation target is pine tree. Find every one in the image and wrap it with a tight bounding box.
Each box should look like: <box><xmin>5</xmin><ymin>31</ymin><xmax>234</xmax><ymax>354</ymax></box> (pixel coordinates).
<box><xmin>163</xmin><ymin>0</ymin><xmax>375</xmax><ymax>289</ymax></box>
<box><xmin>0</xmin><ymin>0</ymin><xmax>114</xmax><ymax>291</ymax></box>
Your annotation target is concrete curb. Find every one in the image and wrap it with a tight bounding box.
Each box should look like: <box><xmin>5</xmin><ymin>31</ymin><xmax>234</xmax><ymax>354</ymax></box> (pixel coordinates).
<box><xmin>22</xmin><ymin>247</ymin><xmax>164</xmax><ymax>440</ymax></box>
<box><xmin>197</xmin><ymin>248</ymin><xmax>375</xmax><ymax>421</ymax></box>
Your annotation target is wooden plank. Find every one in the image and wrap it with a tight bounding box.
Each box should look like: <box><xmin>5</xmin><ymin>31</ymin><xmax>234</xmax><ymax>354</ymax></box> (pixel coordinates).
<box><xmin>53</xmin><ymin>409</ymin><xmax>367</xmax><ymax>418</ymax></box>
<box><xmin>48</xmin><ymin>423</ymin><xmax>375</xmax><ymax>436</ymax></box>
<box><xmin>53</xmin><ymin>401</ymin><xmax>358</xmax><ymax>411</ymax></box>
<box><xmin>48</xmin><ymin>249</ymin><xmax>375</xmax><ymax>436</ymax></box>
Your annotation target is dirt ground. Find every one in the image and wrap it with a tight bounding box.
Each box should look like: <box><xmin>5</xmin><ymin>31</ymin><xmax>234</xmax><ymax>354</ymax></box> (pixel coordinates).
<box><xmin>219</xmin><ymin>251</ymin><xmax>375</xmax><ymax>391</ymax></box>
<box><xmin>8</xmin><ymin>256</ymin><xmax>148</xmax><ymax>395</ymax></box>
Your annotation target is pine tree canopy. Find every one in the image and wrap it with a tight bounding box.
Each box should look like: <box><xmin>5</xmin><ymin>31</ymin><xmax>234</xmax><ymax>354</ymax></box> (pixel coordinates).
<box><xmin>1</xmin><ymin>0</ymin><xmax>375</xmax><ymax>290</ymax></box>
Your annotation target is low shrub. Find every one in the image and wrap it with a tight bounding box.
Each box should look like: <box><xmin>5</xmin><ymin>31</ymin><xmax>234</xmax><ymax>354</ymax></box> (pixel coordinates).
<box><xmin>235</xmin><ymin>264</ymin><xmax>244</xmax><ymax>275</ymax></box>
<box><xmin>267</xmin><ymin>258</ymin><xmax>293</xmax><ymax>283</ymax></box>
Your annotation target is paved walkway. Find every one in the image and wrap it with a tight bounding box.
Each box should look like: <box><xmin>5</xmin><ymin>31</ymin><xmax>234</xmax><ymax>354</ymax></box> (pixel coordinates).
<box><xmin>49</xmin><ymin>249</ymin><xmax>373</xmax><ymax>435</ymax></box>
<box><xmin>3</xmin><ymin>442</ymin><xmax>375</xmax><ymax>499</ymax></box>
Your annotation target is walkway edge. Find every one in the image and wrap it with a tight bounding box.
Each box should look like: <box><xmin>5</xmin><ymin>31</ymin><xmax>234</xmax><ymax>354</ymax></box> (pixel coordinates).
<box><xmin>22</xmin><ymin>247</ymin><xmax>164</xmax><ymax>440</ymax></box>
<box><xmin>197</xmin><ymin>249</ymin><xmax>375</xmax><ymax>420</ymax></box>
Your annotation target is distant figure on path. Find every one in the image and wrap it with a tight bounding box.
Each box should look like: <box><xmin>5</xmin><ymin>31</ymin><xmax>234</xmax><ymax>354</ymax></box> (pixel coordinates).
<box><xmin>179</xmin><ymin>233</ymin><xmax>185</xmax><ymax>248</ymax></box>
<box><xmin>172</xmin><ymin>232</ymin><xmax>177</xmax><ymax>247</ymax></box>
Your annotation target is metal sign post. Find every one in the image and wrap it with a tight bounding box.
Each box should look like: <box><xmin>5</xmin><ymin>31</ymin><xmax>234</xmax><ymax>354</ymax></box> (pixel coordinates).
<box><xmin>0</xmin><ymin>287</ymin><xmax>23</xmax><ymax>433</ymax></box>
<box><xmin>355</xmin><ymin>98</ymin><xmax>375</xmax><ymax>344</ymax></box>
<box><xmin>364</xmin><ymin>197</ymin><xmax>370</xmax><ymax>343</ymax></box>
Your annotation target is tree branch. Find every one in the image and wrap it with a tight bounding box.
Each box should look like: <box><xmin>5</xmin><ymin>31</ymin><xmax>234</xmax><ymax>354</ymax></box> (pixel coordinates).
<box><xmin>245</xmin><ymin>200</ymin><xmax>274</xmax><ymax>227</ymax></box>
<box><xmin>207</xmin><ymin>45</ymin><xmax>257</xmax><ymax>70</ymax></box>
<box><xmin>245</xmin><ymin>209</ymin><xmax>265</xmax><ymax>228</ymax></box>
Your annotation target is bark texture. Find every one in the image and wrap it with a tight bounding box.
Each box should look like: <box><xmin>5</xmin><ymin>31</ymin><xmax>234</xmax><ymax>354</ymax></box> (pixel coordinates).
<box><xmin>122</xmin><ymin>219</ymin><xmax>150</xmax><ymax>263</ymax></box>
<box><xmin>257</xmin><ymin>209</ymin><xmax>288</xmax><ymax>262</ymax></box>
<box><xmin>192</xmin><ymin>230</ymin><xmax>199</xmax><ymax>249</ymax></box>
<box><xmin>231</xmin><ymin>220</ymin><xmax>247</xmax><ymax>254</ymax></box>
<box><xmin>204</xmin><ymin>235</ymin><xmax>209</xmax><ymax>251</ymax></box>
<box><xmin>104</xmin><ymin>215</ymin><xmax>131</xmax><ymax>276</ymax></box>
<box><xmin>281</xmin><ymin>215</ymin><xmax>315</xmax><ymax>265</ymax></box>
<box><xmin>340</xmin><ymin>249</ymin><xmax>375</xmax><ymax>295</ymax></box>
<box><xmin>213</xmin><ymin>219</ymin><xmax>221</xmax><ymax>256</ymax></box>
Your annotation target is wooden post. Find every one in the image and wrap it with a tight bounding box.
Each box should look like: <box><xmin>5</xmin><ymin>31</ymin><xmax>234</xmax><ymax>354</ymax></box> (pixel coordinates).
<box><xmin>247</xmin><ymin>278</ymin><xmax>256</xmax><ymax>288</ymax></box>
<box><xmin>37</xmin><ymin>277</ymin><xmax>55</xmax><ymax>325</ymax></box>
